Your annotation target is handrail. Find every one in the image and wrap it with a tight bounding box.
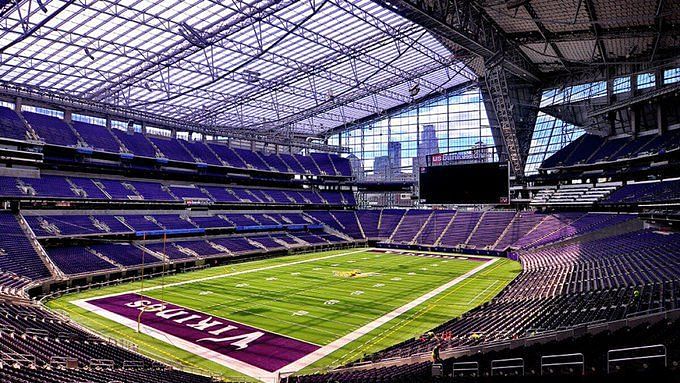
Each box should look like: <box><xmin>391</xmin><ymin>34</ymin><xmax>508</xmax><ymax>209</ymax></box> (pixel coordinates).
<box><xmin>607</xmin><ymin>344</ymin><xmax>666</xmax><ymax>374</ymax></box>
<box><xmin>491</xmin><ymin>357</ymin><xmax>524</xmax><ymax>376</ymax></box>
<box><xmin>540</xmin><ymin>353</ymin><xmax>584</xmax><ymax>376</ymax></box>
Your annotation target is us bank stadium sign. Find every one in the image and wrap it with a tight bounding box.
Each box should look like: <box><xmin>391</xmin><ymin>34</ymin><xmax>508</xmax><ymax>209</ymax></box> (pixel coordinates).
<box><xmin>427</xmin><ymin>149</ymin><xmax>492</xmax><ymax>167</ymax></box>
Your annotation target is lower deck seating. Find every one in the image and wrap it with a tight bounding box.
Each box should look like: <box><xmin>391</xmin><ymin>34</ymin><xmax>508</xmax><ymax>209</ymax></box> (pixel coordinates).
<box><xmin>367</xmin><ymin>229</ymin><xmax>680</xmax><ymax>362</ymax></box>
<box><xmin>0</xmin><ymin>212</ymin><xmax>51</xmax><ymax>283</ymax></box>
<box><xmin>0</xmin><ymin>300</ymin><xmax>213</xmax><ymax>383</ymax></box>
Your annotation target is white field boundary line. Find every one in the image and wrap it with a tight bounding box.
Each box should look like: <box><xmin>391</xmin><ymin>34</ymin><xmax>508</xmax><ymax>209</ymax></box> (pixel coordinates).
<box><xmin>278</xmin><ymin>257</ymin><xmax>500</xmax><ymax>375</ymax></box>
<box><xmin>76</xmin><ymin>248</ymin><xmax>369</xmax><ymax>301</ymax></box>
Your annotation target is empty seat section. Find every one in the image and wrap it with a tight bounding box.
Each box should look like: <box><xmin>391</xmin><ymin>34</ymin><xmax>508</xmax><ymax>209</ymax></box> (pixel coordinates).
<box><xmin>153</xmin><ymin>215</ymin><xmax>196</xmax><ymax>230</ymax></box>
<box><xmin>294</xmin><ymin>154</ymin><xmax>320</xmax><ymax>174</ymax></box>
<box><xmin>229</xmin><ymin>187</ymin><xmax>257</xmax><ymax>202</ymax></box>
<box><xmin>206</xmin><ymin>143</ymin><xmax>247</xmax><ymax>168</ymax></box>
<box><xmin>149</xmin><ymin>136</ymin><xmax>195</xmax><ymax>162</ymax></box>
<box><xmin>22</xmin><ymin>111</ymin><xmax>79</xmax><ymax>146</ymax></box>
<box><xmin>356</xmin><ymin>210</ymin><xmax>380</xmax><ymax>238</ymax></box>
<box><xmin>263</xmin><ymin>189</ymin><xmax>290</xmax><ymax>203</ymax></box>
<box><xmin>467</xmin><ymin>211</ymin><xmax>516</xmax><ymax>248</ymax></box>
<box><xmin>72</xmin><ymin>121</ymin><xmax>120</xmax><ymax>152</ymax></box>
<box><xmin>48</xmin><ymin>246</ymin><xmax>117</xmax><ymax>275</ymax></box>
<box><xmin>112</xmin><ymin>129</ymin><xmax>157</xmax><ymax>157</ymax></box>
<box><xmin>144</xmin><ymin>242</ymin><xmax>195</xmax><ymax>261</ymax></box>
<box><xmin>169</xmin><ymin>185</ymin><xmax>209</xmax><ymax>200</ymax></box>
<box><xmin>261</xmin><ymin>153</ymin><xmax>291</xmax><ymax>172</ymax></box>
<box><xmin>184</xmin><ymin>141</ymin><xmax>222</xmax><ymax>165</ymax></box>
<box><xmin>378</xmin><ymin>209</ymin><xmax>405</xmax><ymax>238</ymax></box>
<box><xmin>0</xmin><ymin>106</ymin><xmax>29</xmax><ymax>140</ymax></box>
<box><xmin>278</xmin><ymin>153</ymin><xmax>307</xmax><ymax>173</ymax></box>
<box><xmin>91</xmin><ymin>215</ymin><xmax>133</xmax><ymax>234</ymax></box>
<box><xmin>68</xmin><ymin>176</ymin><xmax>108</xmax><ymax>199</ymax></box>
<box><xmin>201</xmin><ymin>185</ymin><xmax>240</xmax><ymax>202</ymax></box>
<box><xmin>223</xmin><ymin>214</ymin><xmax>259</xmax><ymax>226</ymax></box>
<box><xmin>391</xmin><ymin>210</ymin><xmax>432</xmax><ymax>243</ymax></box>
<box><xmin>190</xmin><ymin>215</ymin><xmax>232</xmax><ymax>229</ymax></box>
<box><xmin>415</xmin><ymin>210</ymin><xmax>456</xmax><ymax>245</ymax></box>
<box><xmin>21</xmin><ymin>175</ymin><xmax>77</xmax><ymax>198</ymax></box>
<box><xmin>234</xmin><ymin>148</ymin><xmax>269</xmax><ymax>170</ymax></box>
<box><xmin>494</xmin><ymin>212</ymin><xmax>546</xmax><ymax>250</ymax></box>
<box><xmin>299</xmin><ymin>190</ymin><xmax>324</xmax><ymax>204</ymax></box>
<box><xmin>0</xmin><ymin>176</ymin><xmax>20</xmax><ymax>196</ymax></box>
<box><xmin>0</xmin><ymin>211</ymin><xmax>51</xmax><ymax>280</ymax></box>
<box><xmin>329</xmin><ymin>154</ymin><xmax>352</xmax><ymax>176</ymax></box>
<box><xmin>330</xmin><ymin>211</ymin><xmax>363</xmax><ymax>238</ymax></box>
<box><xmin>129</xmin><ymin>181</ymin><xmax>175</xmax><ymax>201</ymax></box>
<box><xmin>118</xmin><ymin>215</ymin><xmax>162</xmax><ymax>231</ymax></box>
<box><xmin>310</xmin><ymin>153</ymin><xmax>338</xmax><ymax>175</ymax></box>
<box><xmin>439</xmin><ymin>211</ymin><xmax>483</xmax><ymax>247</ymax></box>
<box><xmin>90</xmin><ymin>244</ymin><xmax>155</xmax><ymax>266</ymax></box>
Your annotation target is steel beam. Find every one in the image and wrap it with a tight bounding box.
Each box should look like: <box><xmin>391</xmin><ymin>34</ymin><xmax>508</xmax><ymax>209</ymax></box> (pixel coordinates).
<box><xmin>371</xmin><ymin>0</ymin><xmax>542</xmax><ymax>83</ymax></box>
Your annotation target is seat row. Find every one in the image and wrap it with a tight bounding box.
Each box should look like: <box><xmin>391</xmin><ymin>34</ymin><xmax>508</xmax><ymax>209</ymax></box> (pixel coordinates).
<box><xmin>541</xmin><ymin>129</ymin><xmax>680</xmax><ymax>169</ymax></box>
<box><xmin>0</xmin><ymin>106</ymin><xmax>351</xmax><ymax>177</ymax></box>
<box><xmin>0</xmin><ymin>174</ymin><xmax>356</xmax><ymax>206</ymax></box>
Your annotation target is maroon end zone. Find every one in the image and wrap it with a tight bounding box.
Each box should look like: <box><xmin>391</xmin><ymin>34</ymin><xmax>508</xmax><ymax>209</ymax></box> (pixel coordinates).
<box><xmin>85</xmin><ymin>293</ymin><xmax>319</xmax><ymax>372</ymax></box>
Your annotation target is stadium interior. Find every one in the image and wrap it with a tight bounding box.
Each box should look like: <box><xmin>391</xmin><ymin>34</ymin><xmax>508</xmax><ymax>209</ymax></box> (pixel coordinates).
<box><xmin>0</xmin><ymin>0</ymin><xmax>678</xmax><ymax>382</ymax></box>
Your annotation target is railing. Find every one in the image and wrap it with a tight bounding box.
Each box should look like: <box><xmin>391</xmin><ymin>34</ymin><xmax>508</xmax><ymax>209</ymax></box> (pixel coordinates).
<box><xmin>25</xmin><ymin>327</ymin><xmax>49</xmax><ymax>337</ymax></box>
<box><xmin>607</xmin><ymin>344</ymin><xmax>666</xmax><ymax>374</ymax></box>
<box><xmin>540</xmin><ymin>353</ymin><xmax>584</xmax><ymax>376</ymax></box>
<box><xmin>491</xmin><ymin>357</ymin><xmax>524</xmax><ymax>376</ymax></box>
<box><xmin>123</xmin><ymin>360</ymin><xmax>145</xmax><ymax>369</ymax></box>
<box><xmin>90</xmin><ymin>358</ymin><xmax>115</xmax><ymax>368</ymax></box>
<box><xmin>50</xmin><ymin>356</ymin><xmax>78</xmax><ymax>368</ymax></box>
<box><xmin>2</xmin><ymin>352</ymin><xmax>36</xmax><ymax>366</ymax></box>
<box><xmin>452</xmin><ymin>361</ymin><xmax>479</xmax><ymax>378</ymax></box>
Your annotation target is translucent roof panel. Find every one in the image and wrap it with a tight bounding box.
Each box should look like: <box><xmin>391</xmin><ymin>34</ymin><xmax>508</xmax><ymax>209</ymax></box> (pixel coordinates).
<box><xmin>0</xmin><ymin>0</ymin><xmax>477</xmax><ymax>137</ymax></box>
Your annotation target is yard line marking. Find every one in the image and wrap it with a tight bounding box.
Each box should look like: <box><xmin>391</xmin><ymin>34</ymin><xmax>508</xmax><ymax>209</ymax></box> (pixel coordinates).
<box><xmin>84</xmin><ymin>248</ymin><xmax>369</xmax><ymax>300</ymax></box>
<box><xmin>278</xmin><ymin>257</ymin><xmax>499</xmax><ymax>375</ymax></box>
<box><xmin>466</xmin><ymin>280</ymin><xmax>499</xmax><ymax>304</ymax></box>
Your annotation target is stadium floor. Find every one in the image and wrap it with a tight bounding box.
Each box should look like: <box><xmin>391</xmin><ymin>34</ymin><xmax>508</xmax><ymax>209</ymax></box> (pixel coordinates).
<box><xmin>48</xmin><ymin>248</ymin><xmax>520</xmax><ymax>382</ymax></box>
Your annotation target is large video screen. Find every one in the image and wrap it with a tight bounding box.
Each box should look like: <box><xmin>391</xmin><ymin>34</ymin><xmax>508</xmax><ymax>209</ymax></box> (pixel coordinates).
<box><xmin>419</xmin><ymin>162</ymin><xmax>509</xmax><ymax>204</ymax></box>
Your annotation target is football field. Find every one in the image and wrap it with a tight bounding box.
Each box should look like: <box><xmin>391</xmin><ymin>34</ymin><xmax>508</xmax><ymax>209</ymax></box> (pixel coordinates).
<box><xmin>48</xmin><ymin>248</ymin><xmax>520</xmax><ymax>382</ymax></box>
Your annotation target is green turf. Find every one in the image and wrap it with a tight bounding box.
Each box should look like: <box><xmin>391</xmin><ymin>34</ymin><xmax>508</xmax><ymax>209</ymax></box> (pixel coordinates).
<box><xmin>47</xmin><ymin>248</ymin><xmax>520</xmax><ymax>381</ymax></box>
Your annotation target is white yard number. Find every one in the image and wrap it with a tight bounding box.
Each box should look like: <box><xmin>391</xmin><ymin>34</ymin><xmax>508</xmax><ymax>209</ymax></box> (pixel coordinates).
<box><xmin>351</xmin><ymin>290</ymin><xmax>364</xmax><ymax>296</ymax></box>
<box><xmin>324</xmin><ymin>299</ymin><xmax>340</xmax><ymax>305</ymax></box>
<box><xmin>373</xmin><ymin>283</ymin><xmax>385</xmax><ymax>288</ymax></box>
<box><xmin>236</xmin><ymin>283</ymin><xmax>249</xmax><ymax>288</ymax></box>
<box><xmin>266</xmin><ymin>277</ymin><xmax>278</xmax><ymax>281</ymax></box>
<box><xmin>292</xmin><ymin>310</ymin><xmax>309</xmax><ymax>316</ymax></box>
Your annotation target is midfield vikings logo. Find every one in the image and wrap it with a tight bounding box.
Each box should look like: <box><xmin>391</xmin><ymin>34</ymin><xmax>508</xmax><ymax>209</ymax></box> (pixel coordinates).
<box><xmin>124</xmin><ymin>299</ymin><xmax>264</xmax><ymax>350</ymax></box>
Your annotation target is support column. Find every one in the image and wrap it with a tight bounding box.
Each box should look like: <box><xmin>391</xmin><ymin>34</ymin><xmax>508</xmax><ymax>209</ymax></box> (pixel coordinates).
<box><xmin>655</xmin><ymin>68</ymin><xmax>664</xmax><ymax>135</ymax></box>
<box><xmin>629</xmin><ymin>74</ymin><xmax>638</xmax><ymax>135</ymax></box>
